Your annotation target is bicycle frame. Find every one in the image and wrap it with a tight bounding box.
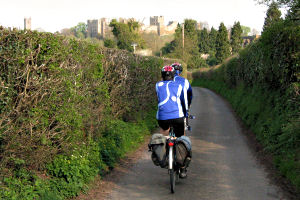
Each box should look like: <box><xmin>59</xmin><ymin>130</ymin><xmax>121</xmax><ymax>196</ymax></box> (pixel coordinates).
<box><xmin>168</xmin><ymin>127</ymin><xmax>178</xmax><ymax>193</ymax></box>
<box><xmin>168</xmin><ymin>138</ymin><xmax>175</xmax><ymax>170</ymax></box>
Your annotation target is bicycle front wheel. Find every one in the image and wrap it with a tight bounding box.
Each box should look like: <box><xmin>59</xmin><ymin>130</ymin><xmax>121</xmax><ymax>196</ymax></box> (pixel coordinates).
<box><xmin>170</xmin><ymin>169</ymin><xmax>175</xmax><ymax>193</ymax></box>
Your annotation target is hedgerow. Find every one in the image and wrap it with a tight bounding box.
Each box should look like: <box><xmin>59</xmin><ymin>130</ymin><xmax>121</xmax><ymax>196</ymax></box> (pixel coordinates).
<box><xmin>192</xmin><ymin>19</ymin><xmax>300</xmax><ymax>191</ymax></box>
<box><xmin>0</xmin><ymin>27</ymin><xmax>174</xmax><ymax>199</ymax></box>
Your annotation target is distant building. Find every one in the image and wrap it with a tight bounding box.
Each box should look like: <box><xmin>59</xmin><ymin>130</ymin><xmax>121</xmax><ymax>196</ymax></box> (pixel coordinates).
<box><xmin>87</xmin><ymin>18</ymin><xmax>109</xmax><ymax>38</ymax></box>
<box><xmin>141</xmin><ymin>25</ymin><xmax>158</xmax><ymax>34</ymax></box>
<box><xmin>24</xmin><ymin>17</ymin><xmax>31</xmax><ymax>30</ymax></box>
<box><xmin>148</xmin><ymin>16</ymin><xmax>177</xmax><ymax>36</ymax></box>
<box><xmin>160</xmin><ymin>21</ymin><xmax>178</xmax><ymax>36</ymax></box>
<box><xmin>150</xmin><ymin>16</ymin><xmax>164</xmax><ymax>26</ymax></box>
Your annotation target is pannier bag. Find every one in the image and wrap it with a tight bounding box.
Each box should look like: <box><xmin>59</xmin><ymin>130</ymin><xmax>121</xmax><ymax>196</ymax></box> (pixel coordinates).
<box><xmin>175</xmin><ymin>136</ymin><xmax>192</xmax><ymax>167</ymax></box>
<box><xmin>148</xmin><ymin>133</ymin><xmax>167</xmax><ymax>168</ymax></box>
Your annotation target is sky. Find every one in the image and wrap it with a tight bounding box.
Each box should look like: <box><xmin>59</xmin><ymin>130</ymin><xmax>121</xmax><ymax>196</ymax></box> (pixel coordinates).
<box><xmin>0</xmin><ymin>0</ymin><xmax>273</xmax><ymax>34</ymax></box>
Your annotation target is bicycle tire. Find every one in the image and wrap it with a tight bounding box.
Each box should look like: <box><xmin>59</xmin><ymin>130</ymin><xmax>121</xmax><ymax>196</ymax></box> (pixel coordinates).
<box><xmin>170</xmin><ymin>169</ymin><xmax>175</xmax><ymax>193</ymax></box>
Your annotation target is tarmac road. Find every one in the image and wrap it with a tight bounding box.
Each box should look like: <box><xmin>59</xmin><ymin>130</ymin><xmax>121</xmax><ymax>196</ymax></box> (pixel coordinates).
<box><xmin>106</xmin><ymin>87</ymin><xmax>287</xmax><ymax>200</ymax></box>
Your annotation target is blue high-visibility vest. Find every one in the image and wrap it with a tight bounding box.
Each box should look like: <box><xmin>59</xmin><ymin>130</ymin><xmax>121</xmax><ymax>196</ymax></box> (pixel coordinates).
<box><xmin>156</xmin><ymin>80</ymin><xmax>185</xmax><ymax>120</ymax></box>
<box><xmin>174</xmin><ymin>74</ymin><xmax>193</xmax><ymax>114</ymax></box>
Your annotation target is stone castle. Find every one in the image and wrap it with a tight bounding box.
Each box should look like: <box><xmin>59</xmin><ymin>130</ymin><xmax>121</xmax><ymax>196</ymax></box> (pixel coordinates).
<box><xmin>142</xmin><ymin>16</ymin><xmax>178</xmax><ymax>36</ymax></box>
<box><xmin>86</xmin><ymin>16</ymin><xmax>200</xmax><ymax>38</ymax></box>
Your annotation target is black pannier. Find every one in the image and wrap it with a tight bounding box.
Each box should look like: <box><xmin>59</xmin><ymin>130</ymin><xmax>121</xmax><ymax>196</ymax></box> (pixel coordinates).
<box><xmin>148</xmin><ymin>133</ymin><xmax>167</xmax><ymax>168</ymax></box>
<box><xmin>175</xmin><ymin>136</ymin><xmax>192</xmax><ymax>167</ymax></box>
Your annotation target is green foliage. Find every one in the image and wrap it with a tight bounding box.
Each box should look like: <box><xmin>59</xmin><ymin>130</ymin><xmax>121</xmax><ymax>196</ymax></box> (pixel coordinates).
<box><xmin>161</xmin><ymin>40</ymin><xmax>176</xmax><ymax>55</ymax></box>
<box><xmin>208</xmin><ymin>27</ymin><xmax>218</xmax><ymax>56</ymax></box>
<box><xmin>206</xmin><ymin>55</ymin><xmax>218</xmax><ymax>66</ymax></box>
<box><xmin>286</xmin><ymin>1</ymin><xmax>300</xmax><ymax>23</ymax></box>
<box><xmin>187</xmin><ymin>55</ymin><xmax>208</xmax><ymax>69</ymax></box>
<box><xmin>46</xmin><ymin>142</ymin><xmax>103</xmax><ymax>197</ymax></box>
<box><xmin>109</xmin><ymin>19</ymin><xmax>146</xmax><ymax>52</ymax></box>
<box><xmin>71</xmin><ymin>22</ymin><xmax>87</xmax><ymax>39</ymax></box>
<box><xmin>216</xmin><ymin>22</ymin><xmax>231</xmax><ymax>64</ymax></box>
<box><xmin>104</xmin><ymin>38</ymin><xmax>117</xmax><ymax>48</ymax></box>
<box><xmin>230</xmin><ymin>21</ymin><xmax>243</xmax><ymax>54</ymax></box>
<box><xmin>263</xmin><ymin>2</ymin><xmax>282</xmax><ymax>32</ymax></box>
<box><xmin>99</xmin><ymin>118</ymin><xmax>151</xmax><ymax>168</ymax></box>
<box><xmin>198</xmin><ymin>28</ymin><xmax>210</xmax><ymax>54</ymax></box>
<box><xmin>0</xmin><ymin>167</ymin><xmax>61</xmax><ymax>200</ymax></box>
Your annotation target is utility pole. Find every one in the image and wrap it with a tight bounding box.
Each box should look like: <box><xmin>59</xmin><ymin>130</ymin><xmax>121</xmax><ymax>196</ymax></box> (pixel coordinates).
<box><xmin>182</xmin><ymin>23</ymin><xmax>184</xmax><ymax>59</ymax></box>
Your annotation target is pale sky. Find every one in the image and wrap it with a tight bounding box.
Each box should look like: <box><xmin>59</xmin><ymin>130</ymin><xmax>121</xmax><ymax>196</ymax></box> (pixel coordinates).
<box><xmin>0</xmin><ymin>0</ymin><xmax>272</xmax><ymax>33</ymax></box>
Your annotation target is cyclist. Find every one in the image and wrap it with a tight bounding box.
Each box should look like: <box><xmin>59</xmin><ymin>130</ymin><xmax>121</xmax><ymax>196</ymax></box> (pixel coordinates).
<box><xmin>156</xmin><ymin>65</ymin><xmax>188</xmax><ymax>179</ymax></box>
<box><xmin>171</xmin><ymin>62</ymin><xmax>193</xmax><ymax>118</ymax></box>
<box><xmin>156</xmin><ymin>65</ymin><xmax>186</xmax><ymax>138</ymax></box>
<box><xmin>170</xmin><ymin>63</ymin><xmax>193</xmax><ymax>178</ymax></box>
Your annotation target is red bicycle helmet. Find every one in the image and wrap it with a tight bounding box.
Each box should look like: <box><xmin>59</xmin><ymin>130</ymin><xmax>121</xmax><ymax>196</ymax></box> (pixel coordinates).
<box><xmin>161</xmin><ymin>65</ymin><xmax>175</xmax><ymax>80</ymax></box>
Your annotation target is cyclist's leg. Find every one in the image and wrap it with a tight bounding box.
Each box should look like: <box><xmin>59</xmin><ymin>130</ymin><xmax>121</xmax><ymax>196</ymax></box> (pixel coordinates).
<box><xmin>157</xmin><ymin>120</ymin><xmax>170</xmax><ymax>136</ymax></box>
<box><xmin>171</xmin><ymin>117</ymin><xmax>189</xmax><ymax>178</ymax></box>
<box><xmin>171</xmin><ymin>117</ymin><xmax>184</xmax><ymax>138</ymax></box>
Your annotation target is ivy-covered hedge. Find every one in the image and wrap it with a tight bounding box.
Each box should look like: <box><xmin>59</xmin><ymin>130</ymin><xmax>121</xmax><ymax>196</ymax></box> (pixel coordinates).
<box><xmin>192</xmin><ymin>20</ymin><xmax>300</xmax><ymax>191</ymax></box>
<box><xmin>0</xmin><ymin>27</ymin><xmax>166</xmax><ymax>199</ymax></box>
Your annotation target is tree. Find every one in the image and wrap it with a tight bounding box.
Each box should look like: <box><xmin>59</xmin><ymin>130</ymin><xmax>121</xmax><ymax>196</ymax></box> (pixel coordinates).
<box><xmin>286</xmin><ymin>1</ymin><xmax>300</xmax><ymax>22</ymax></box>
<box><xmin>109</xmin><ymin>19</ymin><xmax>145</xmax><ymax>52</ymax></box>
<box><xmin>230</xmin><ymin>21</ymin><xmax>243</xmax><ymax>54</ymax></box>
<box><xmin>215</xmin><ymin>22</ymin><xmax>231</xmax><ymax>64</ymax></box>
<box><xmin>70</xmin><ymin>22</ymin><xmax>87</xmax><ymax>39</ymax></box>
<box><xmin>255</xmin><ymin>0</ymin><xmax>297</xmax><ymax>7</ymax></box>
<box><xmin>241</xmin><ymin>25</ymin><xmax>251</xmax><ymax>36</ymax></box>
<box><xmin>198</xmin><ymin>28</ymin><xmax>210</xmax><ymax>54</ymax></box>
<box><xmin>262</xmin><ymin>2</ymin><xmax>282</xmax><ymax>31</ymax></box>
<box><xmin>208</xmin><ymin>27</ymin><xmax>218</xmax><ymax>57</ymax></box>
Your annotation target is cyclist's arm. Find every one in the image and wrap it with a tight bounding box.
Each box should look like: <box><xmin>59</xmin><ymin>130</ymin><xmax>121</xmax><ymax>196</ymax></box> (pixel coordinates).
<box><xmin>185</xmin><ymin>79</ymin><xmax>193</xmax><ymax>108</ymax></box>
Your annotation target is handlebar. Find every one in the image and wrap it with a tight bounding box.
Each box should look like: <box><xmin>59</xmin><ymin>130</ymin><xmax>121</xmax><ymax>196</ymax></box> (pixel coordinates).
<box><xmin>186</xmin><ymin>113</ymin><xmax>195</xmax><ymax>131</ymax></box>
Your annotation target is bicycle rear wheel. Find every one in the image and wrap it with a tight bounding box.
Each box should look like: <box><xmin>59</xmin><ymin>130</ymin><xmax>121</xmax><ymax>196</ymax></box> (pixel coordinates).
<box><xmin>170</xmin><ymin>169</ymin><xmax>175</xmax><ymax>193</ymax></box>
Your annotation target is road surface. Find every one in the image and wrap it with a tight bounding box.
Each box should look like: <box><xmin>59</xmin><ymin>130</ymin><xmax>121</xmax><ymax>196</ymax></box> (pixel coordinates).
<box><xmin>106</xmin><ymin>87</ymin><xmax>286</xmax><ymax>200</ymax></box>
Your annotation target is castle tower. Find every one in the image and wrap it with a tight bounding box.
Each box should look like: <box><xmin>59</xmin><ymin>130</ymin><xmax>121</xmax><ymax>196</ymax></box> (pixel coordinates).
<box><xmin>87</xmin><ymin>19</ymin><xmax>101</xmax><ymax>38</ymax></box>
<box><xmin>24</xmin><ymin>17</ymin><xmax>31</xmax><ymax>30</ymax></box>
<box><xmin>150</xmin><ymin>16</ymin><xmax>164</xmax><ymax>26</ymax></box>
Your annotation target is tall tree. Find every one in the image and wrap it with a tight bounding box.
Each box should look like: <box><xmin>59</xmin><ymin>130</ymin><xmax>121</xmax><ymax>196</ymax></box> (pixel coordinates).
<box><xmin>230</xmin><ymin>21</ymin><xmax>243</xmax><ymax>54</ymax></box>
<box><xmin>215</xmin><ymin>22</ymin><xmax>231</xmax><ymax>64</ymax></box>
<box><xmin>263</xmin><ymin>2</ymin><xmax>282</xmax><ymax>31</ymax></box>
<box><xmin>198</xmin><ymin>28</ymin><xmax>210</xmax><ymax>54</ymax></box>
<box><xmin>208</xmin><ymin>27</ymin><xmax>218</xmax><ymax>56</ymax></box>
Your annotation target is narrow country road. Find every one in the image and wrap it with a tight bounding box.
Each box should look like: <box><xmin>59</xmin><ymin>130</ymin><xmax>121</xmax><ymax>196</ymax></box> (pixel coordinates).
<box><xmin>106</xmin><ymin>87</ymin><xmax>286</xmax><ymax>200</ymax></box>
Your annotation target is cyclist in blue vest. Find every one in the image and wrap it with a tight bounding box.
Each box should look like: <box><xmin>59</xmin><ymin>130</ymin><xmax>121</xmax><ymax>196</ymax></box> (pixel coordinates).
<box><xmin>171</xmin><ymin>62</ymin><xmax>193</xmax><ymax>117</ymax></box>
<box><xmin>156</xmin><ymin>65</ymin><xmax>186</xmax><ymax>138</ymax></box>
